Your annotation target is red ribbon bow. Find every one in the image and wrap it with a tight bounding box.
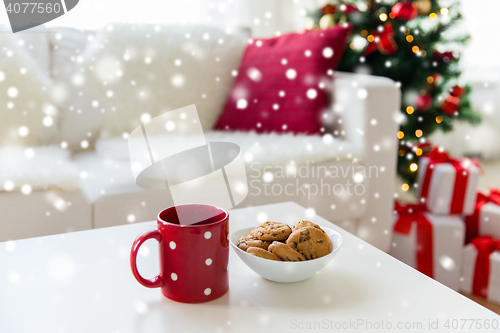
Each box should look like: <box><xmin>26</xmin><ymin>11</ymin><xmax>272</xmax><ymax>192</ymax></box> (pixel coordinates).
<box><xmin>394</xmin><ymin>202</ymin><xmax>434</xmax><ymax>278</ymax></box>
<box><xmin>464</xmin><ymin>188</ymin><xmax>500</xmax><ymax>243</ymax></box>
<box><xmin>419</xmin><ymin>148</ymin><xmax>480</xmax><ymax>214</ymax></box>
<box><xmin>365</xmin><ymin>23</ymin><xmax>398</xmax><ymax>56</ymax></box>
<box><xmin>471</xmin><ymin>236</ymin><xmax>500</xmax><ymax>298</ymax></box>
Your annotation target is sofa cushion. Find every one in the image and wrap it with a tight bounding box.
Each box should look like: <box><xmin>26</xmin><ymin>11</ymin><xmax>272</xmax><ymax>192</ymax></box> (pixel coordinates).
<box><xmin>0</xmin><ymin>29</ymin><xmax>59</xmax><ymax>146</ymax></box>
<box><xmin>47</xmin><ymin>27</ymin><xmax>100</xmax><ymax>150</ymax></box>
<box><xmin>0</xmin><ymin>24</ymin><xmax>51</xmax><ymax>76</ymax></box>
<box><xmin>214</xmin><ymin>25</ymin><xmax>351</xmax><ymax>134</ymax></box>
<box><xmin>53</xmin><ymin>23</ymin><xmax>248</xmax><ymax>150</ymax></box>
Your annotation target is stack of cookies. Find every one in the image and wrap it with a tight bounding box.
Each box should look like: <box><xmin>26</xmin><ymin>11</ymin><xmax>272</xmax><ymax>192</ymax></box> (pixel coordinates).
<box><xmin>237</xmin><ymin>221</ymin><xmax>332</xmax><ymax>261</ymax></box>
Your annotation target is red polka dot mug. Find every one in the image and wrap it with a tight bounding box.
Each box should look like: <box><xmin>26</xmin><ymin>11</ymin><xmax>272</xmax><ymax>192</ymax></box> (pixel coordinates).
<box><xmin>130</xmin><ymin>204</ymin><xmax>229</xmax><ymax>303</ymax></box>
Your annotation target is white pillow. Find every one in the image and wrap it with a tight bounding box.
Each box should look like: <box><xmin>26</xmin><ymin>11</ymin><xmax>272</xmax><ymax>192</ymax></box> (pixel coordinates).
<box><xmin>47</xmin><ymin>27</ymin><xmax>98</xmax><ymax>150</ymax></box>
<box><xmin>0</xmin><ymin>31</ymin><xmax>58</xmax><ymax>146</ymax></box>
<box><xmin>79</xmin><ymin>23</ymin><xmax>247</xmax><ymax>140</ymax></box>
<box><xmin>0</xmin><ymin>25</ymin><xmax>51</xmax><ymax>77</ymax></box>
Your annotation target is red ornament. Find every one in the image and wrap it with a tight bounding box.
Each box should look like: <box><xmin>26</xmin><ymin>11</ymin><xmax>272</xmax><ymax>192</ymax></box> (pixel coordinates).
<box><xmin>365</xmin><ymin>22</ymin><xmax>398</xmax><ymax>56</ymax></box>
<box><xmin>416</xmin><ymin>94</ymin><xmax>432</xmax><ymax>111</ymax></box>
<box><xmin>450</xmin><ymin>85</ymin><xmax>465</xmax><ymax>97</ymax></box>
<box><xmin>432</xmin><ymin>73</ymin><xmax>441</xmax><ymax>85</ymax></box>
<box><xmin>339</xmin><ymin>3</ymin><xmax>358</xmax><ymax>14</ymax></box>
<box><xmin>391</xmin><ymin>2</ymin><xmax>418</xmax><ymax>21</ymax></box>
<box><xmin>321</xmin><ymin>4</ymin><xmax>336</xmax><ymax>15</ymax></box>
<box><xmin>432</xmin><ymin>51</ymin><xmax>454</xmax><ymax>63</ymax></box>
<box><xmin>440</xmin><ymin>95</ymin><xmax>460</xmax><ymax>116</ymax></box>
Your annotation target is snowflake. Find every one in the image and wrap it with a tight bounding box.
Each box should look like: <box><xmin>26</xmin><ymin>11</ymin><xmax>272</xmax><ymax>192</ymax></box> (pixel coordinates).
<box><xmin>306</xmin><ymin>88</ymin><xmax>317</xmax><ymax>99</ymax></box>
<box><xmin>43</xmin><ymin>116</ymin><xmax>54</xmax><ymax>127</ymax></box>
<box><xmin>7</xmin><ymin>87</ymin><xmax>18</xmax><ymax>98</ymax></box>
<box><xmin>18</xmin><ymin>126</ymin><xmax>29</xmax><ymax>137</ymax></box>
<box><xmin>286</xmin><ymin>68</ymin><xmax>297</xmax><ymax>80</ymax></box>
<box><xmin>236</xmin><ymin>99</ymin><xmax>248</xmax><ymax>109</ymax></box>
<box><xmin>3</xmin><ymin>180</ymin><xmax>14</xmax><ymax>191</ymax></box>
<box><xmin>21</xmin><ymin>184</ymin><xmax>32</xmax><ymax>195</ymax></box>
<box><xmin>322</xmin><ymin>47</ymin><xmax>334</xmax><ymax>58</ymax></box>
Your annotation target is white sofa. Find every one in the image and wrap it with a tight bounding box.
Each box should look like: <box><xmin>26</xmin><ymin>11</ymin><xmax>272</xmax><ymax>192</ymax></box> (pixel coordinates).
<box><xmin>0</xmin><ymin>24</ymin><xmax>400</xmax><ymax>251</ymax></box>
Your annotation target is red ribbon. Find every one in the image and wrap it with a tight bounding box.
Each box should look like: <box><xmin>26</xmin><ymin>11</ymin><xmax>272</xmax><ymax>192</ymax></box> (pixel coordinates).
<box><xmin>471</xmin><ymin>236</ymin><xmax>500</xmax><ymax>298</ymax></box>
<box><xmin>464</xmin><ymin>189</ymin><xmax>500</xmax><ymax>243</ymax></box>
<box><xmin>419</xmin><ymin>148</ymin><xmax>478</xmax><ymax>214</ymax></box>
<box><xmin>365</xmin><ymin>23</ymin><xmax>398</xmax><ymax>56</ymax></box>
<box><xmin>394</xmin><ymin>202</ymin><xmax>434</xmax><ymax>278</ymax></box>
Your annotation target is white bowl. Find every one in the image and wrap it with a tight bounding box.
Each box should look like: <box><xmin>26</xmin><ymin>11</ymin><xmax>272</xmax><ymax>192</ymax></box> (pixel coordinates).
<box><xmin>230</xmin><ymin>226</ymin><xmax>343</xmax><ymax>283</ymax></box>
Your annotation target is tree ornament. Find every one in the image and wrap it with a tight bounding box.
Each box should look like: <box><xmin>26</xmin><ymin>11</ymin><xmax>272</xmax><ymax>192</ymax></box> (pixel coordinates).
<box><xmin>432</xmin><ymin>51</ymin><xmax>454</xmax><ymax>63</ymax></box>
<box><xmin>365</xmin><ymin>23</ymin><xmax>398</xmax><ymax>55</ymax></box>
<box><xmin>319</xmin><ymin>14</ymin><xmax>336</xmax><ymax>29</ymax></box>
<box><xmin>432</xmin><ymin>73</ymin><xmax>441</xmax><ymax>85</ymax></box>
<box><xmin>440</xmin><ymin>95</ymin><xmax>460</xmax><ymax>116</ymax></box>
<box><xmin>414</xmin><ymin>0</ymin><xmax>432</xmax><ymax>15</ymax></box>
<box><xmin>339</xmin><ymin>3</ymin><xmax>358</xmax><ymax>14</ymax></box>
<box><xmin>391</xmin><ymin>2</ymin><xmax>418</xmax><ymax>21</ymax></box>
<box><xmin>321</xmin><ymin>4</ymin><xmax>336</xmax><ymax>15</ymax></box>
<box><xmin>415</xmin><ymin>94</ymin><xmax>432</xmax><ymax>111</ymax></box>
<box><xmin>450</xmin><ymin>85</ymin><xmax>465</xmax><ymax>97</ymax></box>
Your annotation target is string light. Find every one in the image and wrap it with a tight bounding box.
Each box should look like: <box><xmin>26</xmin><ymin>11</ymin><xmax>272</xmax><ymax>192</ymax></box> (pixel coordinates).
<box><xmin>402</xmin><ymin>183</ymin><xmax>410</xmax><ymax>191</ymax></box>
<box><xmin>367</xmin><ymin>35</ymin><xmax>375</xmax><ymax>42</ymax></box>
<box><xmin>406</xmin><ymin>106</ymin><xmax>414</xmax><ymax>114</ymax></box>
<box><xmin>361</xmin><ymin>30</ymin><xmax>368</xmax><ymax>37</ymax></box>
<box><xmin>416</xmin><ymin>148</ymin><xmax>423</xmax><ymax>156</ymax></box>
<box><xmin>399</xmin><ymin>149</ymin><xmax>405</xmax><ymax>156</ymax></box>
<box><xmin>429</xmin><ymin>13</ymin><xmax>437</xmax><ymax>20</ymax></box>
<box><xmin>350</xmin><ymin>43</ymin><xmax>356</xmax><ymax>49</ymax></box>
<box><xmin>412</xmin><ymin>46</ymin><xmax>420</xmax><ymax>53</ymax></box>
<box><xmin>410</xmin><ymin>163</ymin><xmax>418</xmax><ymax>172</ymax></box>
<box><xmin>415</xmin><ymin>129</ymin><xmax>423</xmax><ymax>137</ymax></box>
<box><xmin>379</xmin><ymin>13</ymin><xmax>388</xmax><ymax>22</ymax></box>
<box><xmin>397</xmin><ymin>131</ymin><xmax>404</xmax><ymax>139</ymax></box>
<box><xmin>389</xmin><ymin>12</ymin><xmax>395</xmax><ymax>19</ymax></box>
<box><xmin>404</xmin><ymin>29</ymin><xmax>410</xmax><ymax>36</ymax></box>
<box><xmin>436</xmin><ymin>116</ymin><xmax>443</xmax><ymax>123</ymax></box>
<box><xmin>440</xmin><ymin>8</ymin><xmax>449</xmax><ymax>16</ymax></box>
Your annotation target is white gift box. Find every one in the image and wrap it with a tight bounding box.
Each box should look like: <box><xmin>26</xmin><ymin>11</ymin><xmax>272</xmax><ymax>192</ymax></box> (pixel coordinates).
<box><xmin>417</xmin><ymin>155</ymin><xmax>480</xmax><ymax>215</ymax></box>
<box><xmin>478</xmin><ymin>204</ymin><xmax>500</xmax><ymax>239</ymax></box>
<box><xmin>464</xmin><ymin>189</ymin><xmax>500</xmax><ymax>243</ymax></box>
<box><xmin>390</xmin><ymin>211</ymin><xmax>465</xmax><ymax>290</ymax></box>
<box><xmin>461</xmin><ymin>243</ymin><xmax>500</xmax><ymax>304</ymax></box>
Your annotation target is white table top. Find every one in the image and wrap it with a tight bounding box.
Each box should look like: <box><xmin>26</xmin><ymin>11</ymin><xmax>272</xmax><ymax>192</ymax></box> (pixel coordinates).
<box><xmin>1</xmin><ymin>202</ymin><xmax>499</xmax><ymax>333</ymax></box>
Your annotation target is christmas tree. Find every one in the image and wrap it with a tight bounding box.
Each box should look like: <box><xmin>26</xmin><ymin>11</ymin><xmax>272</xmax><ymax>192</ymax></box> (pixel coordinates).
<box><xmin>307</xmin><ymin>0</ymin><xmax>481</xmax><ymax>191</ymax></box>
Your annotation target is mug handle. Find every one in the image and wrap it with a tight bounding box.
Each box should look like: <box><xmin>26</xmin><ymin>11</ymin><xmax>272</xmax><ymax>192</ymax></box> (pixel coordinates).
<box><xmin>130</xmin><ymin>229</ymin><xmax>163</xmax><ymax>288</ymax></box>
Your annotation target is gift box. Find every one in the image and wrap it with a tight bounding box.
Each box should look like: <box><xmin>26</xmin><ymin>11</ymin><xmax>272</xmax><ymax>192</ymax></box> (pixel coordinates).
<box><xmin>389</xmin><ymin>202</ymin><xmax>465</xmax><ymax>290</ymax></box>
<box><xmin>460</xmin><ymin>236</ymin><xmax>500</xmax><ymax>304</ymax></box>
<box><xmin>417</xmin><ymin>148</ymin><xmax>480</xmax><ymax>215</ymax></box>
<box><xmin>464</xmin><ymin>188</ymin><xmax>500</xmax><ymax>244</ymax></box>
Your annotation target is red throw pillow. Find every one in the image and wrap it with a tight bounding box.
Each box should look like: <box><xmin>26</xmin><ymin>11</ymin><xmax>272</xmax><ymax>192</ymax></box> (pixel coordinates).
<box><xmin>215</xmin><ymin>25</ymin><xmax>351</xmax><ymax>134</ymax></box>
